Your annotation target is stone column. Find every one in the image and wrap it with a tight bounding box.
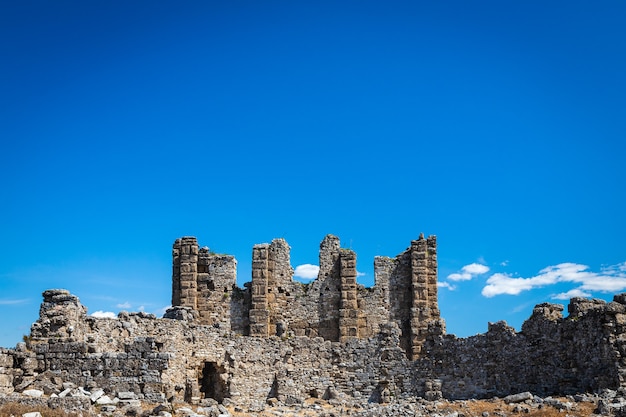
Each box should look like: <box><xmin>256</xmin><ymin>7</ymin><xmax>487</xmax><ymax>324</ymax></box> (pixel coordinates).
<box><xmin>317</xmin><ymin>235</ymin><xmax>341</xmax><ymax>341</ymax></box>
<box><xmin>409</xmin><ymin>233</ymin><xmax>441</xmax><ymax>358</ymax></box>
<box><xmin>267</xmin><ymin>238</ymin><xmax>293</xmax><ymax>336</ymax></box>
<box><xmin>172</xmin><ymin>237</ymin><xmax>199</xmax><ymax>310</ymax></box>
<box><xmin>410</xmin><ymin>234</ymin><xmax>429</xmax><ymax>359</ymax></box>
<box><xmin>339</xmin><ymin>249</ymin><xmax>360</xmax><ymax>342</ymax></box>
<box><xmin>249</xmin><ymin>244</ymin><xmax>270</xmax><ymax>337</ymax></box>
<box><xmin>426</xmin><ymin>236</ymin><xmax>439</xmax><ymax>317</ymax></box>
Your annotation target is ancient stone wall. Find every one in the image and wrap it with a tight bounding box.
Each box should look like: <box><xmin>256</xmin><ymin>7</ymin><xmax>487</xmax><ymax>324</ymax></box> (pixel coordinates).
<box><xmin>171</xmin><ymin>233</ymin><xmax>441</xmax><ymax>357</ymax></box>
<box><xmin>4</xmin><ymin>234</ymin><xmax>626</xmax><ymax>411</ymax></box>
<box><xmin>4</xmin><ymin>290</ymin><xmax>626</xmax><ymax>409</ymax></box>
<box><xmin>413</xmin><ymin>295</ymin><xmax>626</xmax><ymax>399</ymax></box>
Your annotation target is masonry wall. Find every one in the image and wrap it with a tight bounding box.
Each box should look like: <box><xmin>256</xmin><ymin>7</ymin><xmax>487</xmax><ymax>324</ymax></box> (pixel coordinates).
<box><xmin>413</xmin><ymin>295</ymin><xmax>626</xmax><ymax>399</ymax></box>
<box><xmin>6</xmin><ymin>235</ymin><xmax>626</xmax><ymax>410</ymax></box>
<box><xmin>171</xmin><ymin>234</ymin><xmax>441</xmax><ymax>358</ymax></box>
<box><xmin>4</xmin><ymin>289</ymin><xmax>626</xmax><ymax>410</ymax></box>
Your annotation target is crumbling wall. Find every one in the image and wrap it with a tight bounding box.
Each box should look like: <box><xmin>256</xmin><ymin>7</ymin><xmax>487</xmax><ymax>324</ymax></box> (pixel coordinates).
<box><xmin>4</xmin><ymin>290</ymin><xmax>626</xmax><ymax>408</ymax></box>
<box><xmin>8</xmin><ymin>291</ymin><xmax>414</xmax><ymax>408</ymax></box>
<box><xmin>414</xmin><ymin>295</ymin><xmax>626</xmax><ymax>399</ymax></box>
<box><xmin>6</xmin><ymin>235</ymin><xmax>626</xmax><ymax>409</ymax></box>
<box><xmin>0</xmin><ymin>349</ymin><xmax>14</xmax><ymax>394</ymax></box>
<box><xmin>196</xmin><ymin>248</ymin><xmax>237</xmax><ymax>330</ymax></box>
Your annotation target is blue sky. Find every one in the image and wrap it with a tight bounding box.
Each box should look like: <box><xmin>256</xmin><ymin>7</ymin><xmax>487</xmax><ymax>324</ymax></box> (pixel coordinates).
<box><xmin>1</xmin><ymin>1</ymin><xmax>625</xmax><ymax>347</ymax></box>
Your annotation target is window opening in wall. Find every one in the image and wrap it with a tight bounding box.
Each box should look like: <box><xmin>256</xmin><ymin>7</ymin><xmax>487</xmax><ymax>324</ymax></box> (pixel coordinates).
<box><xmin>199</xmin><ymin>362</ymin><xmax>229</xmax><ymax>403</ymax></box>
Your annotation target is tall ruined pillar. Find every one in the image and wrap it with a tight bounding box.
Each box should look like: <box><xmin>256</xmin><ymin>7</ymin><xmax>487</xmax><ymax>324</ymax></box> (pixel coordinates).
<box><xmin>426</xmin><ymin>236</ymin><xmax>439</xmax><ymax>317</ymax></box>
<box><xmin>172</xmin><ymin>237</ymin><xmax>199</xmax><ymax>309</ymax></box>
<box><xmin>266</xmin><ymin>239</ymin><xmax>294</xmax><ymax>336</ymax></box>
<box><xmin>249</xmin><ymin>244</ymin><xmax>270</xmax><ymax>337</ymax></box>
<box><xmin>319</xmin><ymin>235</ymin><xmax>341</xmax><ymax>279</ymax></box>
<box><xmin>317</xmin><ymin>235</ymin><xmax>342</xmax><ymax>341</ymax></box>
<box><xmin>339</xmin><ymin>249</ymin><xmax>361</xmax><ymax>342</ymax></box>
<box><xmin>409</xmin><ymin>233</ymin><xmax>440</xmax><ymax>359</ymax></box>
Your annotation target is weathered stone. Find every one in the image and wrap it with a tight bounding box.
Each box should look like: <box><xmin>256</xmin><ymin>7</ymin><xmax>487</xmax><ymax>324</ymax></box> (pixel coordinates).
<box><xmin>89</xmin><ymin>388</ymin><xmax>105</xmax><ymax>402</ymax></box>
<box><xmin>504</xmin><ymin>392</ymin><xmax>533</xmax><ymax>403</ymax></box>
<box><xmin>100</xmin><ymin>405</ymin><xmax>117</xmax><ymax>412</ymax></box>
<box><xmin>22</xmin><ymin>389</ymin><xmax>44</xmax><ymax>397</ymax></box>
<box><xmin>118</xmin><ymin>391</ymin><xmax>138</xmax><ymax>400</ymax></box>
<box><xmin>96</xmin><ymin>395</ymin><xmax>115</xmax><ymax>405</ymax></box>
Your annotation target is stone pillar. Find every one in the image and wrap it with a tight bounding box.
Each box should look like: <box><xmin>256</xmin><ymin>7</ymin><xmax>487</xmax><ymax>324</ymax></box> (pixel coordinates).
<box><xmin>267</xmin><ymin>239</ymin><xmax>294</xmax><ymax>336</ymax></box>
<box><xmin>410</xmin><ymin>234</ymin><xmax>428</xmax><ymax>358</ymax></box>
<box><xmin>249</xmin><ymin>244</ymin><xmax>270</xmax><ymax>337</ymax></box>
<box><xmin>317</xmin><ymin>235</ymin><xmax>342</xmax><ymax>341</ymax></box>
<box><xmin>373</xmin><ymin>256</ymin><xmax>393</xmax><ymax>311</ymax></box>
<box><xmin>172</xmin><ymin>237</ymin><xmax>199</xmax><ymax>310</ymax></box>
<box><xmin>410</xmin><ymin>232</ymin><xmax>444</xmax><ymax>358</ymax></box>
<box><xmin>319</xmin><ymin>235</ymin><xmax>340</xmax><ymax>279</ymax></box>
<box><xmin>339</xmin><ymin>249</ymin><xmax>360</xmax><ymax>342</ymax></box>
<box><xmin>426</xmin><ymin>236</ymin><xmax>439</xmax><ymax>318</ymax></box>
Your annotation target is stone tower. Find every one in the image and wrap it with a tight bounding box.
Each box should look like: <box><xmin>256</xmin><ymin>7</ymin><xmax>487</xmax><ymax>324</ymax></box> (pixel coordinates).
<box><xmin>172</xmin><ymin>237</ymin><xmax>237</xmax><ymax>328</ymax></box>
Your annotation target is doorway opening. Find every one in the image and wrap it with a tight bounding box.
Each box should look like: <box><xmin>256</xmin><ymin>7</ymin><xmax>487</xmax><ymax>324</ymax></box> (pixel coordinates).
<box><xmin>199</xmin><ymin>362</ymin><xmax>229</xmax><ymax>403</ymax></box>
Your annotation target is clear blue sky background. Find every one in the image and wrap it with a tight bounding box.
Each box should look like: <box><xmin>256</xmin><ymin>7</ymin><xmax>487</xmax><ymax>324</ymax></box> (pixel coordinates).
<box><xmin>1</xmin><ymin>1</ymin><xmax>624</xmax><ymax>348</ymax></box>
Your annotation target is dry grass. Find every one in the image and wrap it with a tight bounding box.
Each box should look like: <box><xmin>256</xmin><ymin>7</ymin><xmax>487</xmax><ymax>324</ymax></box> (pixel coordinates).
<box><xmin>227</xmin><ymin>397</ymin><xmax>599</xmax><ymax>417</ymax></box>
<box><xmin>0</xmin><ymin>403</ymin><xmax>82</xmax><ymax>417</ymax></box>
<box><xmin>441</xmin><ymin>398</ymin><xmax>597</xmax><ymax>417</ymax></box>
<box><xmin>0</xmin><ymin>398</ymin><xmax>599</xmax><ymax>417</ymax></box>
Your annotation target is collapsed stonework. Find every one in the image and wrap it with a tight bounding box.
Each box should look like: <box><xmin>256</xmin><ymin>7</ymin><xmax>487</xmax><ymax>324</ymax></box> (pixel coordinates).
<box><xmin>1</xmin><ymin>234</ymin><xmax>626</xmax><ymax>411</ymax></box>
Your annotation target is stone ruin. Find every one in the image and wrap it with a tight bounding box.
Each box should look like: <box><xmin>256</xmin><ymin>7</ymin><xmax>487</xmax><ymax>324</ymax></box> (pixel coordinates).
<box><xmin>171</xmin><ymin>233</ymin><xmax>441</xmax><ymax>358</ymax></box>
<box><xmin>1</xmin><ymin>234</ymin><xmax>626</xmax><ymax>410</ymax></box>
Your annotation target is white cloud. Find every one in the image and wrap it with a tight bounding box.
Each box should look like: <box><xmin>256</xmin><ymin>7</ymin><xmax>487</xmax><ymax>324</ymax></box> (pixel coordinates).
<box><xmin>357</xmin><ymin>271</ymin><xmax>366</xmax><ymax>277</ymax></box>
<box><xmin>438</xmin><ymin>281</ymin><xmax>457</xmax><ymax>291</ymax></box>
<box><xmin>91</xmin><ymin>311</ymin><xmax>117</xmax><ymax>319</ymax></box>
<box><xmin>294</xmin><ymin>264</ymin><xmax>319</xmax><ymax>280</ymax></box>
<box><xmin>551</xmin><ymin>289</ymin><xmax>592</xmax><ymax>300</ymax></box>
<box><xmin>116</xmin><ymin>301</ymin><xmax>131</xmax><ymax>309</ymax></box>
<box><xmin>464</xmin><ymin>263</ymin><xmax>490</xmax><ymax>275</ymax></box>
<box><xmin>0</xmin><ymin>298</ymin><xmax>28</xmax><ymax>305</ymax></box>
<box><xmin>481</xmin><ymin>262</ymin><xmax>626</xmax><ymax>298</ymax></box>
<box><xmin>481</xmin><ymin>273</ymin><xmax>535</xmax><ymax>297</ymax></box>
<box><xmin>448</xmin><ymin>263</ymin><xmax>490</xmax><ymax>281</ymax></box>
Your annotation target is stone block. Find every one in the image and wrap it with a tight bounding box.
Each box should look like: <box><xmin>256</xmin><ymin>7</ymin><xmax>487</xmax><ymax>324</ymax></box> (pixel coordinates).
<box><xmin>0</xmin><ymin>373</ymin><xmax>13</xmax><ymax>394</ymax></box>
<box><xmin>504</xmin><ymin>392</ymin><xmax>534</xmax><ymax>403</ymax></box>
<box><xmin>23</xmin><ymin>389</ymin><xmax>45</xmax><ymax>397</ymax></box>
<box><xmin>96</xmin><ymin>395</ymin><xmax>116</xmax><ymax>405</ymax></box>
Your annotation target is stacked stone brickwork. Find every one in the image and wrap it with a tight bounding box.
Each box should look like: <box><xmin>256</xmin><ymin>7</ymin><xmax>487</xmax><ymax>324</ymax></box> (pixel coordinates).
<box><xmin>3</xmin><ymin>234</ymin><xmax>626</xmax><ymax>411</ymax></box>
<box><xmin>171</xmin><ymin>234</ymin><xmax>441</xmax><ymax>358</ymax></box>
